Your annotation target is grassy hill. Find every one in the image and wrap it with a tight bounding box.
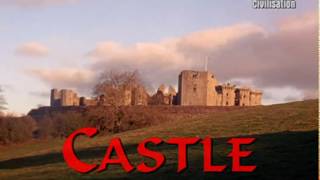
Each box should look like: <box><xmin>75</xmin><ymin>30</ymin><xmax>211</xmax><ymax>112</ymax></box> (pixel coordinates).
<box><xmin>0</xmin><ymin>100</ymin><xmax>318</xmax><ymax>179</ymax></box>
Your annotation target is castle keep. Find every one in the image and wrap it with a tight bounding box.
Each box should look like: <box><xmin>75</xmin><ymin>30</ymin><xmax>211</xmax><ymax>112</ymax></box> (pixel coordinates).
<box><xmin>50</xmin><ymin>89</ymin><xmax>80</xmax><ymax>107</ymax></box>
<box><xmin>50</xmin><ymin>70</ymin><xmax>262</xmax><ymax>107</ymax></box>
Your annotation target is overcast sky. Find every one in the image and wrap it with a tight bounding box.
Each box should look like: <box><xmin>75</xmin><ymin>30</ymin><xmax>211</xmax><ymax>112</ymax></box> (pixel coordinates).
<box><xmin>0</xmin><ymin>0</ymin><xmax>317</xmax><ymax>114</ymax></box>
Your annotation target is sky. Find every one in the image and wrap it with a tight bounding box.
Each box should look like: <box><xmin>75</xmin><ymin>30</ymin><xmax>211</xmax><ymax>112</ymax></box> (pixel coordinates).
<box><xmin>0</xmin><ymin>0</ymin><xmax>318</xmax><ymax>114</ymax></box>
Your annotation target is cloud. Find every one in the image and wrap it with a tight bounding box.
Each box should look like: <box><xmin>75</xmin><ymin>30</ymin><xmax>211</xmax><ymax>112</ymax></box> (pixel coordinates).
<box><xmin>0</xmin><ymin>0</ymin><xmax>79</xmax><ymax>7</ymax></box>
<box><xmin>27</xmin><ymin>12</ymin><xmax>317</xmax><ymax>104</ymax></box>
<box><xmin>88</xmin><ymin>12</ymin><xmax>317</xmax><ymax>94</ymax></box>
<box><xmin>302</xmin><ymin>89</ymin><xmax>318</xmax><ymax>100</ymax></box>
<box><xmin>16</xmin><ymin>42</ymin><xmax>49</xmax><ymax>57</ymax></box>
<box><xmin>262</xmin><ymin>86</ymin><xmax>304</xmax><ymax>105</ymax></box>
<box><xmin>207</xmin><ymin>12</ymin><xmax>317</xmax><ymax>92</ymax></box>
<box><xmin>87</xmin><ymin>23</ymin><xmax>266</xmax><ymax>87</ymax></box>
<box><xmin>26</xmin><ymin>68</ymin><xmax>95</xmax><ymax>93</ymax></box>
<box><xmin>29</xmin><ymin>91</ymin><xmax>50</xmax><ymax>98</ymax></box>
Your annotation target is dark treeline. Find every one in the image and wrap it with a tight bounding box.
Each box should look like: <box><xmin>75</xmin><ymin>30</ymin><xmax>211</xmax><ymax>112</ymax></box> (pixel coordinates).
<box><xmin>0</xmin><ymin>106</ymin><xmax>177</xmax><ymax>144</ymax></box>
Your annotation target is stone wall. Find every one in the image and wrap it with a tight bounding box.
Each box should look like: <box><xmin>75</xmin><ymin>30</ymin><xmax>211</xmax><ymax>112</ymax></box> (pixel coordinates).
<box><xmin>235</xmin><ymin>88</ymin><xmax>251</xmax><ymax>106</ymax></box>
<box><xmin>50</xmin><ymin>70</ymin><xmax>262</xmax><ymax>108</ymax></box>
<box><xmin>249</xmin><ymin>91</ymin><xmax>263</xmax><ymax>106</ymax></box>
<box><xmin>79</xmin><ymin>97</ymin><xmax>98</xmax><ymax>106</ymax></box>
<box><xmin>177</xmin><ymin>70</ymin><xmax>262</xmax><ymax>106</ymax></box>
<box><xmin>131</xmin><ymin>86</ymin><xmax>149</xmax><ymax>105</ymax></box>
<box><xmin>216</xmin><ymin>84</ymin><xmax>236</xmax><ymax>106</ymax></box>
<box><xmin>149</xmin><ymin>85</ymin><xmax>177</xmax><ymax>105</ymax></box>
<box><xmin>50</xmin><ymin>89</ymin><xmax>79</xmax><ymax>107</ymax></box>
<box><xmin>178</xmin><ymin>70</ymin><xmax>218</xmax><ymax>106</ymax></box>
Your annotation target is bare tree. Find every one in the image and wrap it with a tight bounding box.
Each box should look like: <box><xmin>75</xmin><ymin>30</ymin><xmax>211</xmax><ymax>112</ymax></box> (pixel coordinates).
<box><xmin>94</xmin><ymin>70</ymin><xmax>144</xmax><ymax>105</ymax></box>
<box><xmin>93</xmin><ymin>70</ymin><xmax>144</xmax><ymax>133</ymax></box>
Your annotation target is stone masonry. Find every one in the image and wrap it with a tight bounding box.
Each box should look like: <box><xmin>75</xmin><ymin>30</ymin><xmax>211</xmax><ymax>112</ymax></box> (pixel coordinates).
<box><xmin>177</xmin><ymin>70</ymin><xmax>262</xmax><ymax>106</ymax></box>
<box><xmin>50</xmin><ymin>70</ymin><xmax>262</xmax><ymax>107</ymax></box>
<box><xmin>50</xmin><ymin>89</ymin><xmax>79</xmax><ymax>107</ymax></box>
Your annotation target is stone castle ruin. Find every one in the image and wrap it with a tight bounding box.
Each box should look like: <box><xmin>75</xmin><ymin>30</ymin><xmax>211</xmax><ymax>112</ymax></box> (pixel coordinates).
<box><xmin>177</xmin><ymin>70</ymin><xmax>262</xmax><ymax>106</ymax></box>
<box><xmin>50</xmin><ymin>70</ymin><xmax>262</xmax><ymax>107</ymax></box>
<box><xmin>51</xmin><ymin>85</ymin><xmax>149</xmax><ymax>108</ymax></box>
<box><xmin>50</xmin><ymin>89</ymin><xmax>80</xmax><ymax>107</ymax></box>
<box><xmin>148</xmin><ymin>84</ymin><xmax>177</xmax><ymax>105</ymax></box>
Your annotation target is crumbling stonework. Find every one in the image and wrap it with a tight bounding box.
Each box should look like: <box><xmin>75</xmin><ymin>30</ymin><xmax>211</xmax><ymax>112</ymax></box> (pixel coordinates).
<box><xmin>235</xmin><ymin>88</ymin><xmax>251</xmax><ymax>106</ymax></box>
<box><xmin>177</xmin><ymin>70</ymin><xmax>262</xmax><ymax>106</ymax></box>
<box><xmin>249</xmin><ymin>90</ymin><xmax>263</xmax><ymax>106</ymax></box>
<box><xmin>131</xmin><ymin>86</ymin><xmax>149</xmax><ymax>105</ymax></box>
<box><xmin>50</xmin><ymin>89</ymin><xmax>79</xmax><ymax>107</ymax></box>
<box><xmin>149</xmin><ymin>85</ymin><xmax>177</xmax><ymax>105</ymax></box>
<box><xmin>216</xmin><ymin>84</ymin><xmax>236</xmax><ymax>106</ymax></box>
<box><xmin>51</xmin><ymin>86</ymin><xmax>149</xmax><ymax>107</ymax></box>
<box><xmin>79</xmin><ymin>97</ymin><xmax>98</xmax><ymax>106</ymax></box>
<box><xmin>50</xmin><ymin>70</ymin><xmax>262</xmax><ymax>108</ymax></box>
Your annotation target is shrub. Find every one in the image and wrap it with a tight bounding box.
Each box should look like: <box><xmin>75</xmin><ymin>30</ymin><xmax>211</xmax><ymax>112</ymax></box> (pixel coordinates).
<box><xmin>35</xmin><ymin>106</ymin><xmax>176</xmax><ymax>138</ymax></box>
<box><xmin>0</xmin><ymin>116</ymin><xmax>36</xmax><ymax>144</ymax></box>
<box><xmin>37</xmin><ymin>111</ymin><xmax>93</xmax><ymax>138</ymax></box>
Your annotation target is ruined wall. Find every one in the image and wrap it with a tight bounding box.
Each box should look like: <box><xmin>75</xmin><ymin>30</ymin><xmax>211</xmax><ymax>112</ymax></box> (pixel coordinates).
<box><xmin>206</xmin><ymin>73</ymin><xmax>218</xmax><ymax>106</ymax></box>
<box><xmin>235</xmin><ymin>88</ymin><xmax>251</xmax><ymax>106</ymax></box>
<box><xmin>122</xmin><ymin>89</ymin><xmax>132</xmax><ymax>106</ymax></box>
<box><xmin>149</xmin><ymin>85</ymin><xmax>176</xmax><ymax>105</ymax></box>
<box><xmin>250</xmin><ymin>91</ymin><xmax>262</xmax><ymax>106</ymax></box>
<box><xmin>80</xmin><ymin>97</ymin><xmax>98</xmax><ymax>106</ymax></box>
<box><xmin>149</xmin><ymin>91</ymin><xmax>167</xmax><ymax>105</ymax></box>
<box><xmin>216</xmin><ymin>94</ymin><xmax>222</xmax><ymax>106</ymax></box>
<box><xmin>216</xmin><ymin>84</ymin><xmax>236</xmax><ymax>106</ymax></box>
<box><xmin>256</xmin><ymin>93</ymin><xmax>262</xmax><ymax>105</ymax></box>
<box><xmin>131</xmin><ymin>86</ymin><xmax>149</xmax><ymax>105</ymax></box>
<box><xmin>50</xmin><ymin>70</ymin><xmax>262</xmax><ymax>108</ymax></box>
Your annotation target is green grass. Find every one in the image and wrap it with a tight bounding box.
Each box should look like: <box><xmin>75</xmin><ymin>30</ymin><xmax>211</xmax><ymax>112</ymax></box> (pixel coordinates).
<box><xmin>0</xmin><ymin>100</ymin><xmax>318</xmax><ymax>179</ymax></box>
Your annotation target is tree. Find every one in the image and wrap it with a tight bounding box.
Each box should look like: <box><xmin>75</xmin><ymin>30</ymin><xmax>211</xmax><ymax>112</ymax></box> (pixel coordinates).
<box><xmin>94</xmin><ymin>70</ymin><xmax>143</xmax><ymax>106</ymax></box>
<box><xmin>93</xmin><ymin>70</ymin><xmax>145</xmax><ymax>133</ymax></box>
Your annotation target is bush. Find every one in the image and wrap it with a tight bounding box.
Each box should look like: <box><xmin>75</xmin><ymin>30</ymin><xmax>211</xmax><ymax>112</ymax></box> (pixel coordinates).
<box><xmin>35</xmin><ymin>106</ymin><xmax>175</xmax><ymax>138</ymax></box>
<box><xmin>0</xmin><ymin>116</ymin><xmax>36</xmax><ymax>144</ymax></box>
<box><xmin>37</xmin><ymin>111</ymin><xmax>93</xmax><ymax>138</ymax></box>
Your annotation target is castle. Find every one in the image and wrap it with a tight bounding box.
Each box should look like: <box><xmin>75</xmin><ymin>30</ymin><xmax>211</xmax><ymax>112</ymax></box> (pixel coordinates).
<box><xmin>50</xmin><ymin>70</ymin><xmax>262</xmax><ymax>107</ymax></box>
<box><xmin>50</xmin><ymin>86</ymin><xmax>149</xmax><ymax>107</ymax></box>
<box><xmin>177</xmin><ymin>70</ymin><xmax>262</xmax><ymax>106</ymax></box>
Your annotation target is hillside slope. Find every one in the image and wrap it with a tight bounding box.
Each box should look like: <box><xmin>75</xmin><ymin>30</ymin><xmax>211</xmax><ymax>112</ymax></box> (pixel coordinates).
<box><xmin>0</xmin><ymin>100</ymin><xmax>318</xmax><ymax>179</ymax></box>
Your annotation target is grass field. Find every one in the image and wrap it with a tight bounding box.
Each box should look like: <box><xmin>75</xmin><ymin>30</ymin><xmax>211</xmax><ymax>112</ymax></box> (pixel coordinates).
<box><xmin>0</xmin><ymin>100</ymin><xmax>318</xmax><ymax>179</ymax></box>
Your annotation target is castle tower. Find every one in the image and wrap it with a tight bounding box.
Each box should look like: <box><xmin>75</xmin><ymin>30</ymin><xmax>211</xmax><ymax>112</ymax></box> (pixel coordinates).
<box><xmin>216</xmin><ymin>83</ymin><xmax>236</xmax><ymax>106</ymax></box>
<box><xmin>249</xmin><ymin>90</ymin><xmax>263</xmax><ymax>106</ymax></box>
<box><xmin>178</xmin><ymin>70</ymin><xmax>218</xmax><ymax>106</ymax></box>
<box><xmin>50</xmin><ymin>89</ymin><xmax>60</xmax><ymax>107</ymax></box>
<box><xmin>60</xmin><ymin>89</ymin><xmax>79</xmax><ymax>106</ymax></box>
<box><xmin>235</xmin><ymin>87</ymin><xmax>251</xmax><ymax>106</ymax></box>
